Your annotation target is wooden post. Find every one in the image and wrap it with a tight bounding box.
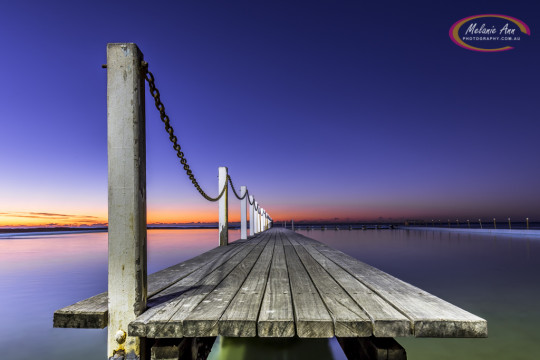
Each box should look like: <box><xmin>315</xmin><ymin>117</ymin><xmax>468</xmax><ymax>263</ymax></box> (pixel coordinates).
<box><xmin>249</xmin><ymin>196</ymin><xmax>254</xmax><ymax>236</ymax></box>
<box><xmin>106</xmin><ymin>43</ymin><xmax>147</xmax><ymax>360</ymax></box>
<box><xmin>259</xmin><ymin>208</ymin><xmax>263</xmax><ymax>232</ymax></box>
<box><xmin>240</xmin><ymin>186</ymin><xmax>247</xmax><ymax>239</ymax></box>
<box><xmin>527</xmin><ymin>217</ymin><xmax>529</xmax><ymax>230</ymax></box>
<box><xmin>292</xmin><ymin>219</ymin><xmax>295</xmax><ymax>231</ymax></box>
<box><xmin>508</xmin><ymin>217</ymin><xmax>511</xmax><ymax>230</ymax></box>
<box><xmin>218</xmin><ymin>167</ymin><xmax>228</xmax><ymax>246</ymax></box>
<box><xmin>493</xmin><ymin>218</ymin><xmax>496</xmax><ymax>229</ymax></box>
<box><xmin>254</xmin><ymin>202</ymin><xmax>259</xmax><ymax>234</ymax></box>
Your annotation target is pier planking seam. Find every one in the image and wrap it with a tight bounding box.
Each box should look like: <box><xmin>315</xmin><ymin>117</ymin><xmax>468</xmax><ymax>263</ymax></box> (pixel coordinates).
<box><xmin>256</xmin><ymin>234</ymin><xmax>295</xmax><ymax>337</ymax></box>
<box><xmin>289</xmin><ymin>231</ymin><xmax>487</xmax><ymax>337</ymax></box>
<box><xmin>129</xmin><ymin>231</ymin><xmax>272</xmax><ymax>338</ymax></box>
<box><xmin>286</xmin><ymin>233</ymin><xmax>411</xmax><ymax>338</ymax></box>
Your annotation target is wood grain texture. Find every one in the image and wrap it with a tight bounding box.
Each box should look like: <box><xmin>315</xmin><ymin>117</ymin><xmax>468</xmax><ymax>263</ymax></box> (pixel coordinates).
<box><xmin>283</xmin><ymin>231</ymin><xmax>334</xmax><ymax>338</ymax></box>
<box><xmin>183</xmin><ymin>233</ymin><xmax>274</xmax><ymax>337</ymax></box>
<box><xmin>217</xmin><ymin>232</ymin><xmax>276</xmax><ymax>336</ymax></box>
<box><xmin>288</xmin><ymin>232</ymin><xmax>411</xmax><ymax>337</ymax></box>
<box><xmin>53</xmin><ymin>292</ymin><xmax>108</xmax><ymax>328</ymax></box>
<box><xmin>286</xmin><ymin>233</ymin><xmax>372</xmax><ymax>337</ymax></box>
<box><xmin>257</xmin><ymin>234</ymin><xmax>295</xmax><ymax>337</ymax></box>
<box><xmin>129</xmin><ymin>233</ymin><xmax>271</xmax><ymax>338</ymax></box>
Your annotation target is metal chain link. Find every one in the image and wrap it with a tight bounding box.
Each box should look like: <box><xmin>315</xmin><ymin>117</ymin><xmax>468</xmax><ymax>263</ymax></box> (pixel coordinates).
<box><xmin>142</xmin><ymin>62</ymin><xmax>226</xmax><ymax>202</ymax></box>
<box><xmin>227</xmin><ymin>175</ymin><xmax>248</xmax><ymax>200</ymax></box>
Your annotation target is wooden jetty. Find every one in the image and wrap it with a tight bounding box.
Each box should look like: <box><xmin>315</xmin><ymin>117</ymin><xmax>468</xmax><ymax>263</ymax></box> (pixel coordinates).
<box><xmin>53</xmin><ymin>44</ymin><xmax>486</xmax><ymax>360</ymax></box>
<box><xmin>55</xmin><ymin>228</ymin><xmax>486</xmax><ymax>359</ymax></box>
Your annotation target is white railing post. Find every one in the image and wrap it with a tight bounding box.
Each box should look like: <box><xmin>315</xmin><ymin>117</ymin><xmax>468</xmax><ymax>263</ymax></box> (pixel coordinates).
<box><xmin>257</xmin><ymin>207</ymin><xmax>261</xmax><ymax>233</ymax></box>
<box><xmin>292</xmin><ymin>219</ymin><xmax>295</xmax><ymax>231</ymax></box>
<box><xmin>254</xmin><ymin>201</ymin><xmax>259</xmax><ymax>234</ymax></box>
<box><xmin>249</xmin><ymin>196</ymin><xmax>254</xmax><ymax>236</ymax></box>
<box><xmin>106</xmin><ymin>43</ymin><xmax>147</xmax><ymax>360</ymax></box>
<box><xmin>218</xmin><ymin>167</ymin><xmax>228</xmax><ymax>246</ymax></box>
<box><xmin>240</xmin><ymin>186</ymin><xmax>247</xmax><ymax>239</ymax></box>
<box><xmin>258</xmin><ymin>208</ymin><xmax>261</xmax><ymax>233</ymax></box>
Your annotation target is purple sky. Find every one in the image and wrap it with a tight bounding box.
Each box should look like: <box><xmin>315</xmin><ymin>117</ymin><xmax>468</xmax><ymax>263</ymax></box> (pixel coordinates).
<box><xmin>1</xmin><ymin>0</ymin><xmax>539</xmax><ymax>226</ymax></box>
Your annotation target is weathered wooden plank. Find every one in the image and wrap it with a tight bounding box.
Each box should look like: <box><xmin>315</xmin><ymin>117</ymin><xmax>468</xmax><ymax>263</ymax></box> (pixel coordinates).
<box><xmin>184</xmin><ymin>232</ymin><xmax>275</xmax><ymax>337</ymax></box>
<box><xmin>257</xmin><ymin>235</ymin><xmax>295</xmax><ymax>337</ymax></box>
<box><xmin>285</xmin><ymin>233</ymin><xmax>372</xmax><ymax>337</ymax></box>
<box><xmin>165</xmin><ymin>234</ymin><xmax>271</xmax><ymax>337</ymax></box>
<box><xmin>292</xmin><ymin>231</ymin><xmax>487</xmax><ymax>338</ymax></box>
<box><xmin>283</xmin><ymin>232</ymin><xmax>334</xmax><ymax>338</ymax></box>
<box><xmin>288</xmin><ymin>232</ymin><xmax>412</xmax><ymax>337</ymax></box>
<box><xmin>53</xmin><ymin>292</ymin><xmax>108</xmax><ymax>328</ymax></box>
<box><xmin>129</xmin><ymin>232</ymin><xmax>271</xmax><ymax>338</ymax></box>
<box><xmin>53</xmin><ymin>238</ymin><xmax>246</xmax><ymax>329</ymax></box>
<box><xmin>217</xmin><ymin>231</ymin><xmax>276</xmax><ymax>336</ymax></box>
<box><xmin>129</xmin><ymin>236</ymin><xmax>264</xmax><ymax>337</ymax></box>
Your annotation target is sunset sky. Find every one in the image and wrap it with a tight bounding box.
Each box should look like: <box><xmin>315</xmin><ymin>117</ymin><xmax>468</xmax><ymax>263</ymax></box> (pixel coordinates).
<box><xmin>1</xmin><ymin>0</ymin><xmax>539</xmax><ymax>227</ymax></box>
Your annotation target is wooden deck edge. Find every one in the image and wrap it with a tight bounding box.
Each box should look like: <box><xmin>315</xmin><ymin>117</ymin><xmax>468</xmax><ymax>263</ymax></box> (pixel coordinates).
<box><xmin>53</xmin><ymin>292</ymin><xmax>108</xmax><ymax>329</ymax></box>
<box><xmin>414</xmin><ymin>319</ymin><xmax>488</xmax><ymax>338</ymax></box>
<box><xmin>53</xmin><ymin>310</ymin><xmax>107</xmax><ymax>329</ymax></box>
<box><xmin>257</xmin><ymin>320</ymin><xmax>296</xmax><ymax>338</ymax></box>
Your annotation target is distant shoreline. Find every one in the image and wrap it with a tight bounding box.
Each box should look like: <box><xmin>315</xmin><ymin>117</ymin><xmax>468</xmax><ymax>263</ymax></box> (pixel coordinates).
<box><xmin>0</xmin><ymin>225</ymin><xmax>238</xmax><ymax>235</ymax></box>
<box><xmin>0</xmin><ymin>227</ymin><xmax>108</xmax><ymax>234</ymax></box>
<box><xmin>401</xmin><ymin>226</ymin><xmax>540</xmax><ymax>237</ymax></box>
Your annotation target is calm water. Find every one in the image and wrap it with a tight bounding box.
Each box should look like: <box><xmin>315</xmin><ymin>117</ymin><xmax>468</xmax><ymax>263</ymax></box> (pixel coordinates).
<box><xmin>1</xmin><ymin>229</ymin><xmax>539</xmax><ymax>359</ymax></box>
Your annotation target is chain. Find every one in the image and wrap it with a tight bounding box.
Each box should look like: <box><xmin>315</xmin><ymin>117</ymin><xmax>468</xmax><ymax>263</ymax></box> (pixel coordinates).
<box><xmin>142</xmin><ymin>62</ymin><xmax>226</xmax><ymax>202</ymax></box>
<box><xmin>227</xmin><ymin>175</ymin><xmax>248</xmax><ymax>200</ymax></box>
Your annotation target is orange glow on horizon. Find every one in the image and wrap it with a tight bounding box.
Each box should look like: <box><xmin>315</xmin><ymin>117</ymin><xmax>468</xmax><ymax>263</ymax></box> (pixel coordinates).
<box><xmin>0</xmin><ymin>211</ymin><xmax>107</xmax><ymax>228</ymax></box>
<box><xmin>0</xmin><ymin>204</ymin><xmax>421</xmax><ymax>228</ymax></box>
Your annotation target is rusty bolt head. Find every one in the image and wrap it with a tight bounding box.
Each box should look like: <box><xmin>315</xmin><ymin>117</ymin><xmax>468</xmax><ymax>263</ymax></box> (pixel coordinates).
<box><xmin>115</xmin><ymin>330</ymin><xmax>126</xmax><ymax>344</ymax></box>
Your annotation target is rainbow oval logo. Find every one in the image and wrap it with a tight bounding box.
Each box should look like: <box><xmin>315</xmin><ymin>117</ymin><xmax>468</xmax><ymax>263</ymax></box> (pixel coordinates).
<box><xmin>449</xmin><ymin>14</ymin><xmax>530</xmax><ymax>52</ymax></box>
